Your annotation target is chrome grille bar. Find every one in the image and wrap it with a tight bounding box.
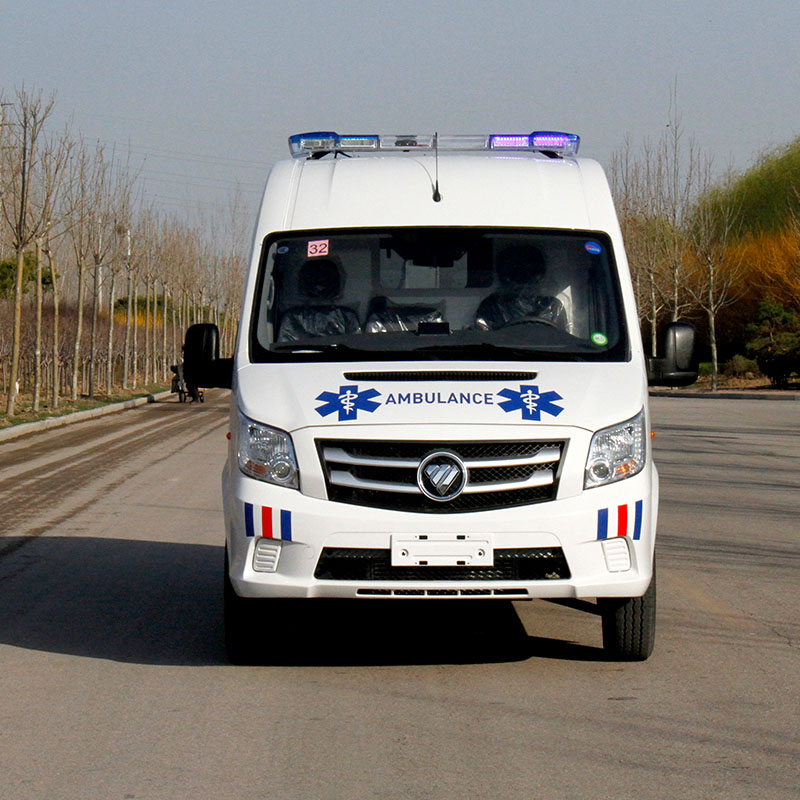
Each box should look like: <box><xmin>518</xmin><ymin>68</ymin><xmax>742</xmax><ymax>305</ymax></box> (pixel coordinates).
<box><xmin>329</xmin><ymin>467</ymin><xmax>555</xmax><ymax>495</ymax></box>
<box><xmin>322</xmin><ymin>445</ymin><xmax>560</xmax><ymax>469</ymax></box>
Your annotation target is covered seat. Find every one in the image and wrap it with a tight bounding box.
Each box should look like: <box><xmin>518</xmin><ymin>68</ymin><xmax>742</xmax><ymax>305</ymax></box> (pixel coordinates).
<box><xmin>277</xmin><ymin>258</ymin><xmax>361</xmax><ymax>342</ymax></box>
<box><xmin>364</xmin><ymin>297</ymin><xmax>444</xmax><ymax>333</ymax></box>
<box><xmin>475</xmin><ymin>243</ymin><xmax>567</xmax><ymax>331</ymax></box>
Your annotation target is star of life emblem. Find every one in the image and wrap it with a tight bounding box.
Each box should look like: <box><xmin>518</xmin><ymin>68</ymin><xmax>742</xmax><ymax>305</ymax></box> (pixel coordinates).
<box><xmin>315</xmin><ymin>385</ymin><xmax>381</xmax><ymax>421</ymax></box>
<box><xmin>496</xmin><ymin>384</ymin><xmax>564</xmax><ymax>421</ymax></box>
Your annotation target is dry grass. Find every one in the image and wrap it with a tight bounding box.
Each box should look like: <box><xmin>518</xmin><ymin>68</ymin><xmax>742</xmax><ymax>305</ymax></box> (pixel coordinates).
<box><xmin>0</xmin><ymin>383</ymin><xmax>170</xmax><ymax>429</ymax></box>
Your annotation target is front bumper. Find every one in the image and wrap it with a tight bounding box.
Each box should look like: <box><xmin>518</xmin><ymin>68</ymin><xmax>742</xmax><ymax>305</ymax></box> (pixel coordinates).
<box><xmin>223</xmin><ymin>462</ymin><xmax>657</xmax><ymax>601</ymax></box>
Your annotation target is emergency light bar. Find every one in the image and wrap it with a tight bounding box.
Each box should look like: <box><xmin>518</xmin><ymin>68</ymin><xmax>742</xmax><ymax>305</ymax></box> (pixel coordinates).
<box><xmin>288</xmin><ymin>131</ymin><xmax>580</xmax><ymax>158</ymax></box>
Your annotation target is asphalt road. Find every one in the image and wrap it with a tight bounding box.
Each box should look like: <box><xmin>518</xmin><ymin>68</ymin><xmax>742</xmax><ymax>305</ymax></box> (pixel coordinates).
<box><xmin>0</xmin><ymin>392</ymin><xmax>797</xmax><ymax>800</ymax></box>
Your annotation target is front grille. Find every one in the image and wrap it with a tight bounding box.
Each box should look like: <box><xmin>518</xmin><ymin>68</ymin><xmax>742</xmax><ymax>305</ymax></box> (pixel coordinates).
<box><xmin>317</xmin><ymin>438</ymin><xmax>565</xmax><ymax>513</ymax></box>
<box><xmin>314</xmin><ymin>547</ymin><xmax>571</xmax><ymax>581</ymax></box>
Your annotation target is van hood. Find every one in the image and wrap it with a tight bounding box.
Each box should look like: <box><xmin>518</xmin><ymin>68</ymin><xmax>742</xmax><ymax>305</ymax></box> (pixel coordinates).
<box><xmin>235</xmin><ymin>360</ymin><xmax>647</xmax><ymax>434</ymax></box>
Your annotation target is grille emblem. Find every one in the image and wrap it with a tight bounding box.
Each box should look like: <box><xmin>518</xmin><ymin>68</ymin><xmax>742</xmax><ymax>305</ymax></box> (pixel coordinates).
<box><xmin>417</xmin><ymin>452</ymin><xmax>467</xmax><ymax>501</ymax></box>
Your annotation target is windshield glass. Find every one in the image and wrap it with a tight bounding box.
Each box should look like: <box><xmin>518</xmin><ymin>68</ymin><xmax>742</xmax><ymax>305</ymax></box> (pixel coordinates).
<box><xmin>250</xmin><ymin>227</ymin><xmax>628</xmax><ymax>362</ymax></box>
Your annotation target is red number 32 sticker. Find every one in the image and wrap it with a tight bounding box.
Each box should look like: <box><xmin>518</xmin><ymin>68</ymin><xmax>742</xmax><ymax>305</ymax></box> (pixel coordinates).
<box><xmin>307</xmin><ymin>240</ymin><xmax>329</xmax><ymax>257</ymax></box>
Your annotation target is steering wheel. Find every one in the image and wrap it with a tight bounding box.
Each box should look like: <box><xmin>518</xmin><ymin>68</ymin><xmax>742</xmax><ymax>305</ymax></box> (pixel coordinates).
<box><xmin>498</xmin><ymin>315</ymin><xmax>558</xmax><ymax>330</ymax></box>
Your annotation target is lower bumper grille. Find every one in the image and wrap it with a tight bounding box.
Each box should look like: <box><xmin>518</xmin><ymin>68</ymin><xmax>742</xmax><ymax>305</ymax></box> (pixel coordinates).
<box><xmin>314</xmin><ymin>547</ymin><xmax>570</xmax><ymax>582</ymax></box>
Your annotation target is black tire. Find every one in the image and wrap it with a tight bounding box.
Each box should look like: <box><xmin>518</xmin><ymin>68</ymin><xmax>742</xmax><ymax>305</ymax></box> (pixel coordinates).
<box><xmin>224</xmin><ymin>547</ymin><xmax>260</xmax><ymax>665</ymax></box>
<box><xmin>599</xmin><ymin>563</ymin><xmax>656</xmax><ymax>661</ymax></box>
<box><xmin>178</xmin><ymin>391</ymin><xmax>186</xmax><ymax>403</ymax></box>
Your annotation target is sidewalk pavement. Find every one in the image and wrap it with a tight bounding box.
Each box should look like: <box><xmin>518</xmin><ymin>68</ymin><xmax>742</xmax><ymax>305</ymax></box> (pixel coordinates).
<box><xmin>650</xmin><ymin>388</ymin><xmax>800</xmax><ymax>401</ymax></box>
<box><xmin>0</xmin><ymin>390</ymin><xmax>175</xmax><ymax>444</ymax></box>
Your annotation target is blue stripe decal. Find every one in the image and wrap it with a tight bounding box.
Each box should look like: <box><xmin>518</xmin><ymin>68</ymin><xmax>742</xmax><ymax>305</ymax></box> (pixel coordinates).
<box><xmin>597</xmin><ymin>508</ymin><xmax>609</xmax><ymax>540</ymax></box>
<box><xmin>633</xmin><ymin>500</ymin><xmax>643</xmax><ymax>540</ymax></box>
<box><xmin>244</xmin><ymin>502</ymin><xmax>255</xmax><ymax>537</ymax></box>
<box><xmin>280</xmin><ymin>509</ymin><xmax>292</xmax><ymax>541</ymax></box>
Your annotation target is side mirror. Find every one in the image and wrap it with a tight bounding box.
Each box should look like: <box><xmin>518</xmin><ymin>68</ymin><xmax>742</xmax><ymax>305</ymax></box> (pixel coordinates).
<box><xmin>647</xmin><ymin>321</ymin><xmax>698</xmax><ymax>387</ymax></box>
<box><xmin>183</xmin><ymin>323</ymin><xmax>233</xmax><ymax>389</ymax></box>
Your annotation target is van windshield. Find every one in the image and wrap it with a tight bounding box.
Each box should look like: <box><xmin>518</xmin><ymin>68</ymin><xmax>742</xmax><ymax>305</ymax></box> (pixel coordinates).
<box><xmin>250</xmin><ymin>227</ymin><xmax>628</xmax><ymax>363</ymax></box>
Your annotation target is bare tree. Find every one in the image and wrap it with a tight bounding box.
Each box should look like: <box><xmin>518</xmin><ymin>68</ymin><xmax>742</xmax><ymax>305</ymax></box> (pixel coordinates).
<box><xmin>65</xmin><ymin>139</ymin><xmax>107</xmax><ymax>400</ymax></box>
<box><xmin>43</xmin><ymin>234</ymin><xmax>62</xmax><ymax>407</ymax></box>
<box><xmin>31</xmin><ymin>129</ymin><xmax>74</xmax><ymax>410</ymax></box>
<box><xmin>611</xmin><ymin>85</ymin><xmax>707</xmax><ymax>356</ymax></box>
<box><xmin>655</xmin><ymin>88</ymin><xmax>701</xmax><ymax>323</ymax></box>
<box><xmin>686</xmin><ymin>162</ymin><xmax>744</xmax><ymax>390</ymax></box>
<box><xmin>611</xmin><ymin>136</ymin><xmax>668</xmax><ymax>355</ymax></box>
<box><xmin>0</xmin><ymin>87</ymin><xmax>66</xmax><ymax>414</ymax></box>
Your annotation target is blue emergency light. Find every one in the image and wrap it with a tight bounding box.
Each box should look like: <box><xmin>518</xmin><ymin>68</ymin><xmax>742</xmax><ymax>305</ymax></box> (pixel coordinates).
<box><xmin>288</xmin><ymin>131</ymin><xmax>580</xmax><ymax>158</ymax></box>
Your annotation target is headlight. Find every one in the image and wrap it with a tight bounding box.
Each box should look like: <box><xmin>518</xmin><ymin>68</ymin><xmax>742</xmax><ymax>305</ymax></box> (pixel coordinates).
<box><xmin>237</xmin><ymin>413</ymin><xmax>299</xmax><ymax>489</ymax></box>
<box><xmin>584</xmin><ymin>410</ymin><xmax>646</xmax><ymax>488</ymax></box>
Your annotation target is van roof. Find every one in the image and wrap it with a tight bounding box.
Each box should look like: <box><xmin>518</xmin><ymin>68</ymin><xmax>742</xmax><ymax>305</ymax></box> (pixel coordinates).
<box><xmin>257</xmin><ymin>151</ymin><xmax>620</xmax><ymax>235</ymax></box>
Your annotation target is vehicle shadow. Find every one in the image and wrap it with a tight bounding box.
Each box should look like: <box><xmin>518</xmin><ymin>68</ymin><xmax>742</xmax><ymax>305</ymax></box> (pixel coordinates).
<box><xmin>0</xmin><ymin>536</ymin><xmax>606</xmax><ymax>667</ymax></box>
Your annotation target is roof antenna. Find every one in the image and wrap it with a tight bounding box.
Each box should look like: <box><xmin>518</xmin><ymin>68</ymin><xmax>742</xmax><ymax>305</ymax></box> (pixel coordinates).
<box><xmin>432</xmin><ymin>131</ymin><xmax>442</xmax><ymax>202</ymax></box>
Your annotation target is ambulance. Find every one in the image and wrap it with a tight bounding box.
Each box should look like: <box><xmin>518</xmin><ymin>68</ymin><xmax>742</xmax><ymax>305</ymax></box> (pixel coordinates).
<box><xmin>184</xmin><ymin>130</ymin><xmax>697</xmax><ymax>662</ymax></box>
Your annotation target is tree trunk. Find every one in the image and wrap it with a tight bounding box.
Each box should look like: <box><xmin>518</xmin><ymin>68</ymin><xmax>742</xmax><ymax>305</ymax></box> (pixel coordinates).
<box><xmin>144</xmin><ymin>274</ymin><xmax>151</xmax><ymax>385</ymax></box>
<box><xmin>151</xmin><ymin>275</ymin><xmax>158</xmax><ymax>382</ymax></box>
<box><xmin>106</xmin><ymin>271</ymin><xmax>115</xmax><ymax>393</ymax></box>
<box><xmin>71</xmin><ymin>258</ymin><xmax>86</xmax><ymax>400</ymax></box>
<box><xmin>49</xmin><ymin>247</ymin><xmax>60</xmax><ymax>409</ymax></box>
<box><xmin>132</xmin><ymin>275</ymin><xmax>138</xmax><ymax>390</ymax></box>
<box><xmin>161</xmin><ymin>283</ymin><xmax>168</xmax><ymax>382</ymax></box>
<box><xmin>123</xmin><ymin>268</ymin><xmax>133</xmax><ymax>389</ymax></box>
<box><xmin>5</xmin><ymin>249</ymin><xmax>26</xmax><ymax>416</ymax></box>
<box><xmin>172</xmin><ymin>291</ymin><xmax>178</xmax><ymax>365</ymax></box>
<box><xmin>649</xmin><ymin>271</ymin><xmax>658</xmax><ymax>357</ymax></box>
<box><xmin>708</xmin><ymin>259</ymin><xmax>718</xmax><ymax>392</ymax></box>
<box><xmin>33</xmin><ymin>238</ymin><xmax>43</xmax><ymax>411</ymax></box>
<box><xmin>88</xmin><ymin>259</ymin><xmax>100</xmax><ymax>398</ymax></box>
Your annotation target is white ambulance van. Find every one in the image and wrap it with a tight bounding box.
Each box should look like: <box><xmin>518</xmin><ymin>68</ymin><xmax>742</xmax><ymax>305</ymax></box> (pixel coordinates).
<box><xmin>184</xmin><ymin>130</ymin><xmax>697</xmax><ymax>662</ymax></box>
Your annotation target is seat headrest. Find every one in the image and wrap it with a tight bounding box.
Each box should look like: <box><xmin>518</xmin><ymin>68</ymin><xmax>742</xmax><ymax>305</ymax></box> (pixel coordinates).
<box><xmin>298</xmin><ymin>258</ymin><xmax>342</xmax><ymax>299</ymax></box>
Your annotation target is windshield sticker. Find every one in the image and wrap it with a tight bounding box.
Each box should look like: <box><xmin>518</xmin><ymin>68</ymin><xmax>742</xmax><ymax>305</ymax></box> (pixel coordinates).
<box><xmin>314</xmin><ymin>383</ymin><xmax>565</xmax><ymax>421</ymax></box>
<box><xmin>496</xmin><ymin>385</ymin><xmax>564</xmax><ymax>421</ymax></box>
<box><xmin>277</xmin><ymin>246</ymin><xmax>290</xmax><ymax>255</ymax></box>
<box><xmin>315</xmin><ymin>385</ymin><xmax>382</xmax><ymax>421</ymax></box>
<box><xmin>307</xmin><ymin>239</ymin><xmax>330</xmax><ymax>258</ymax></box>
<box><xmin>584</xmin><ymin>240</ymin><xmax>602</xmax><ymax>255</ymax></box>
<box><xmin>591</xmin><ymin>332</ymin><xmax>609</xmax><ymax>346</ymax></box>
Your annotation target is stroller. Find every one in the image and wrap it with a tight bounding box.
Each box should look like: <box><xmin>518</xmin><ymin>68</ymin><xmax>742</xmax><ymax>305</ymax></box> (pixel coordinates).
<box><xmin>170</xmin><ymin>364</ymin><xmax>203</xmax><ymax>403</ymax></box>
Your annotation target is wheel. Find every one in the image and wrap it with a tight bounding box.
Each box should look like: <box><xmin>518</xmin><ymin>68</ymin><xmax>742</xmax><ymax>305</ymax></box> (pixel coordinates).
<box><xmin>224</xmin><ymin>547</ymin><xmax>260</xmax><ymax>664</ymax></box>
<box><xmin>178</xmin><ymin>391</ymin><xmax>186</xmax><ymax>403</ymax></box>
<box><xmin>599</xmin><ymin>563</ymin><xmax>656</xmax><ymax>661</ymax></box>
<box><xmin>224</xmin><ymin>547</ymin><xmax>301</xmax><ymax>664</ymax></box>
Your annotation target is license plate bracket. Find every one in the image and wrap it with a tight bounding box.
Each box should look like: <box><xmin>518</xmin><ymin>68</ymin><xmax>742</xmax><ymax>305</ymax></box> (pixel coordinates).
<box><xmin>391</xmin><ymin>533</ymin><xmax>494</xmax><ymax>567</ymax></box>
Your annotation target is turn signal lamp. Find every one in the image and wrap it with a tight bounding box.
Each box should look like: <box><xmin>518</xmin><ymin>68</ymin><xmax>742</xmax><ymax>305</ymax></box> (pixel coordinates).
<box><xmin>289</xmin><ymin>131</ymin><xmax>580</xmax><ymax>158</ymax></box>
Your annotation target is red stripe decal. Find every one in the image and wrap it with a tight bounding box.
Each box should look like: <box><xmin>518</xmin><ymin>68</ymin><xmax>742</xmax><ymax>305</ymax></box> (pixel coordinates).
<box><xmin>617</xmin><ymin>504</ymin><xmax>628</xmax><ymax>537</ymax></box>
<box><xmin>262</xmin><ymin>505</ymin><xmax>273</xmax><ymax>538</ymax></box>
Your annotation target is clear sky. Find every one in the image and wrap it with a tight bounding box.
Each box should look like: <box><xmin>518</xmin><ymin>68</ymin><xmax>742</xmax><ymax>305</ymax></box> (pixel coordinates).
<box><xmin>3</xmin><ymin>0</ymin><xmax>798</xmax><ymax>222</ymax></box>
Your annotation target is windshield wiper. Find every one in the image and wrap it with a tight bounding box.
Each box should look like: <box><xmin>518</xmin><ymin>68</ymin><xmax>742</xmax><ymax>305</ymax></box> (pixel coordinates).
<box><xmin>271</xmin><ymin>342</ymin><xmax>361</xmax><ymax>353</ymax></box>
<box><xmin>414</xmin><ymin>342</ymin><xmax>587</xmax><ymax>361</ymax></box>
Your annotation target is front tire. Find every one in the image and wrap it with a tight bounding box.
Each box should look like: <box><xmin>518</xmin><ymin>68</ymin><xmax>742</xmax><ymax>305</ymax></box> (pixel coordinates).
<box><xmin>224</xmin><ymin>547</ymin><xmax>260</xmax><ymax>664</ymax></box>
<box><xmin>599</xmin><ymin>564</ymin><xmax>656</xmax><ymax>661</ymax></box>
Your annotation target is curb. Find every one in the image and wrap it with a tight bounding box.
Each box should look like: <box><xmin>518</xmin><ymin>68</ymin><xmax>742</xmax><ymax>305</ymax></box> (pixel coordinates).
<box><xmin>0</xmin><ymin>390</ymin><xmax>175</xmax><ymax>443</ymax></box>
<box><xmin>650</xmin><ymin>390</ymin><xmax>800</xmax><ymax>401</ymax></box>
